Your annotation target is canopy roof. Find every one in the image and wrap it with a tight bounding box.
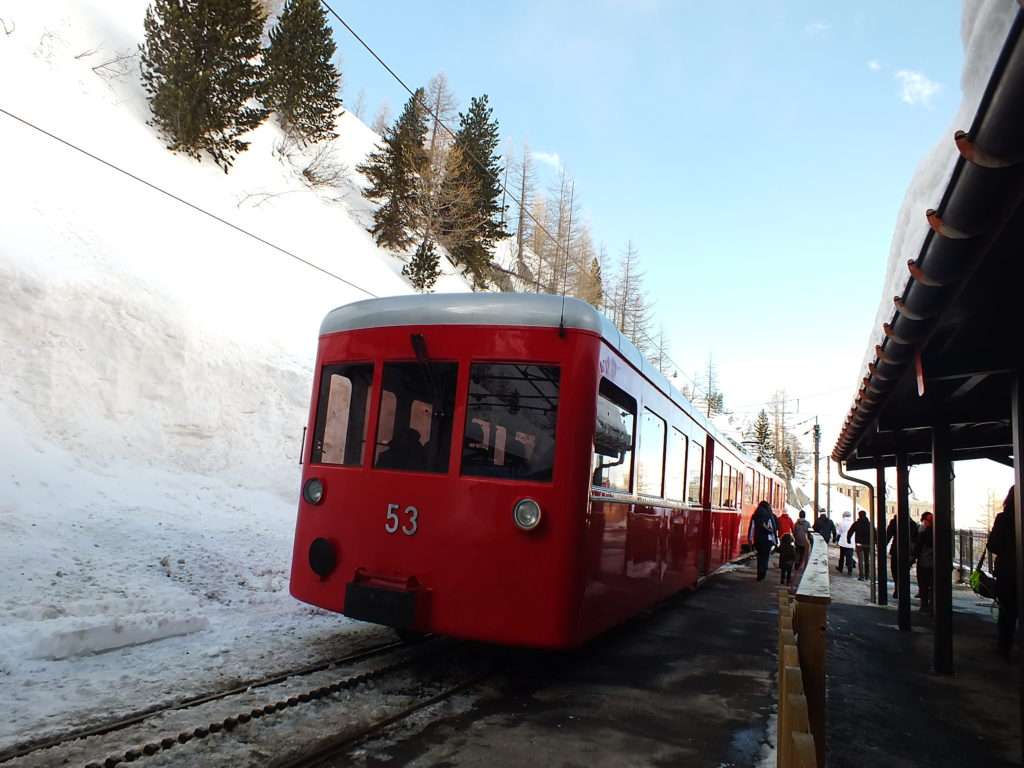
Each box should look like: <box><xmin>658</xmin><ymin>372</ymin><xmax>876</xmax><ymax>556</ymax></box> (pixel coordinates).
<box><xmin>834</xmin><ymin>11</ymin><xmax>1024</xmax><ymax>470</ymax></box>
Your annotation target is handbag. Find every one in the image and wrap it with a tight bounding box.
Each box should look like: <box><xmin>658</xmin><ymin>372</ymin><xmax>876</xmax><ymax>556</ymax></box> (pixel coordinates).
<box><xmin>969</xmin><ymin>545</ymin><xmax>997</xmax><ymax>600</ymax></box>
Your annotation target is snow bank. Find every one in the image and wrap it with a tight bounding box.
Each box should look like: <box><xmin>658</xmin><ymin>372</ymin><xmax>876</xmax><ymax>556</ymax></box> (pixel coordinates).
<box><xmin>858</xmin><ymin>1</ymin><xmax>1017</xmax><ymax>377</ymax></box>
<box><xmin>0</xmin><ymin>0</ymin><xmax>470</xmax><ymax>744</ymax></box>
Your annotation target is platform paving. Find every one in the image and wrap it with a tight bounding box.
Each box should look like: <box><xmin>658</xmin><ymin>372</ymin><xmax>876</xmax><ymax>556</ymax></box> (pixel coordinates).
<box><xmin>825</xmin><ymin>544</ymin><xmax>1020</xmax><ymax>767</ymax></box>
<box><xmin>338</xmin><ymin>559</ymin><xmax>782</xmax><ymax>767</ymax></box>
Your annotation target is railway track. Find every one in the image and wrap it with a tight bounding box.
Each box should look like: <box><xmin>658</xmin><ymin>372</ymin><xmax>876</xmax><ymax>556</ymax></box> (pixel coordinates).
<box><xmin>0</xmin><ymin>638</ymin><xmax>407</xmax><ymax>765</ymax></box>
<box><xmin>4</xmin><ymin>636</ymin><xmax>493</xmax><ymax>768</ymax></box>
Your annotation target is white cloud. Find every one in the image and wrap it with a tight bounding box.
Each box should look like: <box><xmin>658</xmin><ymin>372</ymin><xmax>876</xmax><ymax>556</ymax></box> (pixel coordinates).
<box><xmin>894</xmin><ymin>69</ymin><xmax>941</xmax><ymax>107</ymax></box>
<box><xmin>531</xmin><ymin>150</ymin><xmax>561</xmax><ymax>170</ymax></box>
<box><xmin>804</xmin><ymin>21</ymin><xmax>831</xmax><ymax>37</ymax></box>
<box><xmin>867</xmin><ymin>59</ymin><xmax>882</xmax><ymax>72</ymax></box>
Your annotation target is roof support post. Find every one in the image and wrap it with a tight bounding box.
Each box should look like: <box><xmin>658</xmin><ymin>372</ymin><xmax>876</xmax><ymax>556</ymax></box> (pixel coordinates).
<box><xmin>896</xmin><ymin>451</ymin><xmax>912</xmax><ymax>631</ymax></box>
<box><xmin>876</xmin><ymin>464</ymin><xmax>888</xmax><ymax>607</ymax></box>
<box><xmin>932</xmin><ymin>422</ymin><xmax>954</xmax><ymax>674</ymax></box>
<box><xmin>1011</xmin><ymin>373</ymin><xmax>1024</xmax><ymax>764</ymax></box>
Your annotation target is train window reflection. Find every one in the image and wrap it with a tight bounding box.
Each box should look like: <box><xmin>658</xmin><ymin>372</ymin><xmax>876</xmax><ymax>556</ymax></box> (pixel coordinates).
<box><xmin>665</xmin><ymin>428</ymin><xmax>686</xmax><ymax>501</ymax></box>
<box><xmin>461</xmin><ymin>363</ymin><xmax>560</xmax><ymax>482</ymax></box>
<box><xmin>374</xmin><ymin>362</ymin><xmax>457</xmax><ymax>473</ymax></box>
<box><xmin>312</xmin><ymin>363</ymin><xmax>373</xmax><ymax>466</ymax></box>
<box><xmin>636</xmin><ymin>408</ymin><xmax>666</xmax><ymax>497</ymax></box>
<box><xmin>686</xmin><ymin>441</ymin><xmax>703</xmax><ymax>504</ymax></box>
<box><xmin>592</xmin><ymin>379</ymin><xmax>636</xmax><ymax>492</ymax></box>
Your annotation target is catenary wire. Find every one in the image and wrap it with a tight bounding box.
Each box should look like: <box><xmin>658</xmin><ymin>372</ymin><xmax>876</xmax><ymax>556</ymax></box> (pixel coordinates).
<box><xmin>0</xmin><ymin>106</ymin><xmax>378</xmax><ymax>299</ymax></box>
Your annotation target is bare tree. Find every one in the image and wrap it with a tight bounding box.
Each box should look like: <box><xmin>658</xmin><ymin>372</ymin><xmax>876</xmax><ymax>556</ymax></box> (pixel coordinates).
<box><xmin>610</xmin><ymin>241</ymin><xmax>652</xmax><ymax>353</ymax></box>
<box><xmin>371</xmin><ymin>100</ymin><xmax>391</xmax><ymax>134</ymax></box>
<box><xmin>424</xmin><ymin>72</ymin><xmax>458</xmax><ymax>168</ymax></box>
<box><xmin>351</xmin><ymin>88</ymin><xmax>367</xmax><ymax>121</ymax></box>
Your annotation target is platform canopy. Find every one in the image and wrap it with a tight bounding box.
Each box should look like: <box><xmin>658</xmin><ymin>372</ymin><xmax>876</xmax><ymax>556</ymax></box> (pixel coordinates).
<box><xmin>833</xmin><ymin>11</ymin><xmax>1024</xmax><ymax>470</ymax></box>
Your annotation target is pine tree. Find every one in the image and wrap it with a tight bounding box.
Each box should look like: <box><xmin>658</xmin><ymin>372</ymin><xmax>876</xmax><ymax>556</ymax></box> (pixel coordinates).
<box><xmin>357</xmin><ymin>88</ymin><xmax>428</xmax><ymax>251</ymax></box>
<box><xmin>264</xmin><ymin>0</ymin><xmax>342</xmax><ymax>144</ymax></box>
<box><xmin>139</xmin><ymin>0</ymin><xmax>267</xmax><ymax>172</ymax></box>
<box><xmin>442</xmin><ymin>94</ymin><xmax>508</xmax><ymax>289</ymax></box>
<box><xmin>403</xmin><ymin>238</ymin><xmax>442</xmax><ymax>292</ymax></box>
<box><xmin>752</xmin><ymin>409</ymin><xmax>774</xmax><ymax>465</ymax></box>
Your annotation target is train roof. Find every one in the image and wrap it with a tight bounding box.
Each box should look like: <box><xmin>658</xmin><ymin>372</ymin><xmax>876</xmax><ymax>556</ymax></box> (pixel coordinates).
<box><xmin>320</xmin><ymin>293</ymin><xmax>781</xmax><ymax>481</ymax></box>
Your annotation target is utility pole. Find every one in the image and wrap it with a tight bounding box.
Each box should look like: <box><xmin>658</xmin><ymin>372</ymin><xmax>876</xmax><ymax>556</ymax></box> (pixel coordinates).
<box><xmin>827</xmin><ymin>458</ymin><xmax>832</xmax><ymax>517</ymax></box>
<box><xmin>813</xmin><ymin>417</ymin><xmax>820</xmax><ymax>517</ymax></box>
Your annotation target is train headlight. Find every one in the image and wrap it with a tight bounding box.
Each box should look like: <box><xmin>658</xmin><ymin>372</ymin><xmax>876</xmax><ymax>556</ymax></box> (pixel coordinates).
<box><xmin>513</xmin><ymin>498</ymin><xmax>542</xmax><ymax>531</ymax></box>
<box><xmin>303</xmin><ymin>478</ymin><xmax>325</xmax><ymax>505</ymax></box>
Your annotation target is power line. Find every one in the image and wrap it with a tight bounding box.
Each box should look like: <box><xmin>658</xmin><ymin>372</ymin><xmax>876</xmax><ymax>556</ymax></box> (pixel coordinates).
<box><xmin>0</xmin><ymin>106</ymin><xmax>378</xmax><ymax>299</ymax></box>
<box><xmin>320</xmin><ymin>0</ymin><xmax>569</xmax><ymax>294</ymax></box>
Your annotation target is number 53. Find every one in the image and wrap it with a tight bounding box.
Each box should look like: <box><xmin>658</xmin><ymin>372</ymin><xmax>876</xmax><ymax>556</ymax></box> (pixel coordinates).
<box><xmin>385</xmin><ymin>503</ymin><xmax>418</xmax><ymax>536</ymax></box>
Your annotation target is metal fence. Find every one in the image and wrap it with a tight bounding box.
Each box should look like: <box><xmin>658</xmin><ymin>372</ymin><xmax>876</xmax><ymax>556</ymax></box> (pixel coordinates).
<box><xmin>953</xmin><ymin>528</ymin><xmax>994</xmax><ymax>582</ymax></box>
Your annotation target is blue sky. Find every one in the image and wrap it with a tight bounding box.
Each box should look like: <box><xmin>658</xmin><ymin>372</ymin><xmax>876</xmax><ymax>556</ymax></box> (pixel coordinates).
<box><xmin>327</xmin><ymin>0</ymin><xmax>967</xmax><ymax>446</ymax></box>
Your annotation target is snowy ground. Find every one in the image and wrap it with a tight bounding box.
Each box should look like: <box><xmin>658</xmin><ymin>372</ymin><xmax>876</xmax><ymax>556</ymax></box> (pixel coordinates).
<box><xmin>0</xmin><ymin>0</ymin><xmax>469</xmax><ymax>750</ymax></box>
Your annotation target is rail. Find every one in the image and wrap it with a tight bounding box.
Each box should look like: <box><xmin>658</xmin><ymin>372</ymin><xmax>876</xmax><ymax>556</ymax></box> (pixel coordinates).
<box><xmin>777</xmin><ymin>532</ymin><xmax>830</xmax><ymax>768</ymax></box>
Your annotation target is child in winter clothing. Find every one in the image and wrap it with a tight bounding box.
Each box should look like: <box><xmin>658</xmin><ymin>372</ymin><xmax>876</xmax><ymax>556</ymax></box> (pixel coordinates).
<box><xmin>779</xmin><ymin>532</ymin><xmax>797</xmax><ymax>585</ymax></box>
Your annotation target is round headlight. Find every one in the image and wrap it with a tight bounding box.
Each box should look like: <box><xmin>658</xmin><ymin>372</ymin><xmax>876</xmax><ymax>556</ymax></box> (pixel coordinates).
<box><xmin>303</xmin><ymin>478</ymin><xmax>325</xmax><ymax>505</ymax></box>
<box><xmin>513</xmin><ymin>498</ymin><xmax>542</xmax><ymax>531</ymax></box>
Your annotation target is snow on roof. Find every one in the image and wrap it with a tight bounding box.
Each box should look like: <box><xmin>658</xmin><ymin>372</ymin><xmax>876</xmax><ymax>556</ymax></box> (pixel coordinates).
<box><xmin>854</xmin><ymin>2</ymin><xmax>1017</xmax><ymax>391</ymax></box>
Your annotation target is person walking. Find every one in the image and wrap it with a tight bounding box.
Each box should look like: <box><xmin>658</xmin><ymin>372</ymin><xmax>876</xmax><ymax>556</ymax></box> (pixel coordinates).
<box><xmin>813</xmin><ymin>509</ymin><xmax>836</xmax><ymax>543</ymax></box>
<box><xmin>836</xmin><ymin>510</ymin><xmax>855</xmax><ymax>576</ymax></box>
<box><xmin>847</xmin><ymin>509</ymin><xmax>872</xmax><ymax>581</ymax></box>
<box><xmin>886</xmin><ymin>513</ymin><xmax>920</xmax><ymax>599</ymax></box>
<box><xmin>777</xmin><ymin>508</ymin><xmax>794</xmax><ymax>538</ymax></box>
<box><xmin>987</xmin><ymin>487</ymin><xmax>1017</xmax><ymax>659</ymax></box>
<box><xmin>793</xmin><ymin>510</ymin><xmax>811</xmax><ymax>570</ymax></box>
<box><xmin>748</xmin><ymin>500</ymin><xmax>779</xmax><ymax>582</ymax></box>
<box><xmin>913</xmin><ymin>511</ymin><xmax>935</xmax><ymax>613</ymax></box>
<box><xmin>778</xmin><ymin>533</ymin><xmax>797</xmax><ymax>586</ymax></box>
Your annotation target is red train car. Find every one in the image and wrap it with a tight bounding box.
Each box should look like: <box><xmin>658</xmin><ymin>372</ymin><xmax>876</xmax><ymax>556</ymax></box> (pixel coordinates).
<box><xmin>290</xmin><ymin>293</ymin><xmax>786</xmax><ymax>648</ymax></box>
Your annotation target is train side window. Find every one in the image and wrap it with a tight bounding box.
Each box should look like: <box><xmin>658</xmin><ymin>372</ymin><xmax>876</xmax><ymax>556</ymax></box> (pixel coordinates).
<box><xmin>636</xmin><ymin>408</ymin><xmax>666</xmax><ymax>497</ymax></box>
<box><xmin>592</xmin><ymin>379</ymin><xmax>636</xmax><ymax>492</ymax></box>
<box><xmin>712</xmin><ymin>458</ymin><xmax>723</xmax><ymax>507</ymax></box>
<box><xmin>374</xmin><ymin>362</ymin><xmax>457</xmax><ymax>473</ymax></box>
<box><xmin>744</xmin><ymin>468</ymin><xmax>754</xmax><ymax>506</ymax></box>
<box><xmin>461</xmin><ymin>363</ymin><xmax>560</xmax><ymax>482</ymax></box>
<box><xmin>686</xmin><ymin>441</ymin><xmax>703</xmax><ymax>504</ymax></box>
<box><xmin>665</xmin><ymin>428</ymin><xmax>687</xmax><ymax>501</ymax></box>
<box><xmin>312</xmin><ymin>363</ymin><xmax>374</xmax><ymax>466</ymax></box>
<box><xmin>724</xmin><ymin>465</ymin><xmax>733</xmax><ymax>507</ymax></box>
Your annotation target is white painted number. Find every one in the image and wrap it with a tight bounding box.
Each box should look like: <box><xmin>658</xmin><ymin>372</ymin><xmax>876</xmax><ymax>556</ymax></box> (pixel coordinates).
<box><xmin>385</xmin><ymin>503</ymin><xmax>400</xmax><ymax>534</ymax></box>
<box><xmin>385</xmin><ymin>503</ymin><xmax>419</xmax><ymax>536</ymax></box>
<box><xmin>402</xmin><ymin>506</ymin><xmax>418</xmax><ymax>536</ymax></box>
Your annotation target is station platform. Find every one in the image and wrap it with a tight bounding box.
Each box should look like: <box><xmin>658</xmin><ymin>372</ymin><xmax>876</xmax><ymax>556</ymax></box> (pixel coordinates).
<box><xmin>824</xmin><ymin>545</ymin><xmax>1020</xmax><ymax>767</ymax></box>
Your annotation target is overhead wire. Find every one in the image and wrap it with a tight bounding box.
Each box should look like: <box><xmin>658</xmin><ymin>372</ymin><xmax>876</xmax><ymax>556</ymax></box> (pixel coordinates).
<box><xmin>0</xmin><ymin>106</ymin><xmax>379</xmax><ymax>299</ymax></box>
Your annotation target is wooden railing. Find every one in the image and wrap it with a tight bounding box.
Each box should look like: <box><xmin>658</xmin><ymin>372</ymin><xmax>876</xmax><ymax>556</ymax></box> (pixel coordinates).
<box><xmin>777</xmin><ymin>532</ymin><xmax>830</xmax><ymax>768</ymax></box>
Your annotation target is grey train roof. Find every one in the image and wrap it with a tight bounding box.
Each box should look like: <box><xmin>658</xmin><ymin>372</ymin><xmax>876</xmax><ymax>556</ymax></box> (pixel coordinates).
<box><xmin>320</xmin><ymin>293</ymin><xmax>764</xmax><ymax>471</ymax></box>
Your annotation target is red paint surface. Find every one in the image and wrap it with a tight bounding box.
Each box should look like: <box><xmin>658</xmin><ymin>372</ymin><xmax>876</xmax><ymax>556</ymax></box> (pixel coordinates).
<box><xmin>290</xmin><ymin>323</ymin><xmax>785</xmax><ymax>648</ymax></box>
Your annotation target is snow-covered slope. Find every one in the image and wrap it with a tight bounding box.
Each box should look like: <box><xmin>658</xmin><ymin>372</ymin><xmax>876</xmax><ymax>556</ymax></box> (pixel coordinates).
<box><xmin>0</xmin><ymin>0</ymin><xmax>468</xmax><ymax>745</ymax></box>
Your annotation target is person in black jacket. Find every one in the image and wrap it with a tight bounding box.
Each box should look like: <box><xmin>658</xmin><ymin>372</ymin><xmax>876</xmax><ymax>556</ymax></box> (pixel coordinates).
<box><xmin>987</xmin><ymin>487</ymin><xmax>1017</xmax><ymax>659</ymax></box>
<box><xmin>913</xmin><ymin>512</ymin><xmax>935</xmax><ymax>613</ymax></box>
<box><xmin>813</xmin><ymin>510</ymin><xmax>836</xmax><ymax>543</ymax></box>
<box><xmin>847</xmin><ymin>510</ymin><xmax>872</xmax><ymax>581</ymax></box>
<box><xmin>748</xmin><ymin>501</ymin><xmax>779</xmax><ymax>582</ymax></box>
<box><xmin>886</xmin><ymin>513</ymin><xmax>920</xmax><ymax>598</ymax></box>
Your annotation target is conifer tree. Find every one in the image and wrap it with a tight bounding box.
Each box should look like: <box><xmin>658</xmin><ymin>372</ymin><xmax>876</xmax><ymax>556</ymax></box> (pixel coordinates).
<box><xmin>357</xmin><ymin>88</ymin><xmax>428</xmax><ymax>251</ymax></box>
<box><xmin>752</xmin><ymin>409</ymin><xmax>774</xmax><ymax>465</ymax></box>
<box><xmin>442</xmin><ymin>95</ymin><xmax>508</xmax><ymax>289</ymax></box>
<box><xmin>139</xmin><ymin>0</ymin><xmax>267</xmax><ymax>172</ymax></box>
<box><xmin>403</xmin><ymin>238</ymin><xmax>442</xmax><ymax>292</ymax></box>
<box><xmin>264</xmin><ymin>0</ymin><xmax>342</xmax><ymax>144</ymax></box>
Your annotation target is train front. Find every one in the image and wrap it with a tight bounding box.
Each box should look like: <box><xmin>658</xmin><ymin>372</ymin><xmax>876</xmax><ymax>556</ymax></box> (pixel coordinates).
<box><xmin>289</xmin><ymin>296</ymin><xmax>597</xmax><ymax>648</ymax></box>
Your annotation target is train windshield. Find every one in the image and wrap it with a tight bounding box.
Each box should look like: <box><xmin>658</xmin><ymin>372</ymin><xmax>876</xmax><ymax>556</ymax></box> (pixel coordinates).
<box><xmin>312</xmin><ymin>363</ymin><xmax>374</xmax><ymax>466</ymax></box>
<box><xmin>461</xmin><ymin>363</ymin><xmax>560</xmax><ymax>482</ymax></box>
<box><xmin>374</xmin><ymin>362</ymin><xmax>458</xmax><ymax>473</ymax></box>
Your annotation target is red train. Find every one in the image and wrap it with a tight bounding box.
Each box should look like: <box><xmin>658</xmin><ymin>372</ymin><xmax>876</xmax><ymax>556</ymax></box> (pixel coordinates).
<box><xmin>290</xmin><ymin>293</ymin><xmax>786</xmax><ymax>648</ymax></box>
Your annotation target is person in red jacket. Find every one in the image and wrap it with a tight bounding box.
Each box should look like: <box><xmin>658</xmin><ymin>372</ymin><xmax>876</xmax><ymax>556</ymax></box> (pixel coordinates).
<box><xmin>777</xmin><ymin>509</ymin><xmax>794</xmax><ymax>538</ymax></box>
